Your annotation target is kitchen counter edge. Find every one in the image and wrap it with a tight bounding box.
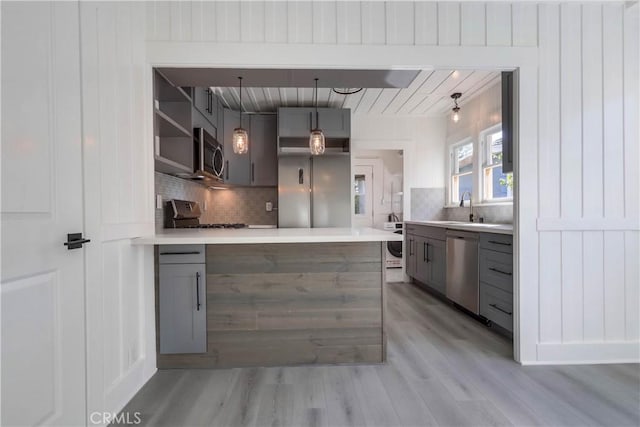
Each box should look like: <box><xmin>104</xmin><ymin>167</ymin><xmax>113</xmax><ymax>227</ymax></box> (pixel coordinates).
<box><xmin>133</xmin><ymin>227</ymin><xmax>404</xmax><ymax>245</ymax></box>
<box><xmin>405</xmin><ymin>220</ymin><xmax>513</xmax><ymax>235</ymax></box>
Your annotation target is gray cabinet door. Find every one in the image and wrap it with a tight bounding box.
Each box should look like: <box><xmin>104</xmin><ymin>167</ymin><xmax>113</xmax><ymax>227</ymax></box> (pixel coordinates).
<box><xmin>278</xmin><ymin>107</ymin><xmax>314</xmax><ymax>137</ymax></box>
<box><xmin>159</xmin><ymin>263</ymin><xmax>207</xmax><ymax>354</ymax></box>
<box><xmin>278</xmin><ymin>108</ymin><xmax>351</xmax><ymax>139</ymax></box>
<box><xmin>318</xmin><ymin>108</ymin><xmax>350</xmax><ymax>138</ymax></box>
<box><xmin>501</xmin><ymin>72</ymin><xmax>513</xmax><ymax>173</ymax></box>
<box><xmin>415</xmin><ymin>236</ymin><xmax>429</xmax><ymax>284</ymax></box>
<box><xmin>250</xmin><ymin>114</ymin><xmax>277</xmax><ymax>186</ymax></box>
<box><xmin>193</xmin><ymin>87</ymin><xmax>217</xmax><ymax>127</ymax></box>
<box><xmin>426</xmin><ymin>238</ymin><xmax>446</xmax><ymax>294</ymax></box>
<box><xmin>223</xmin><ymin>108</ymin><xmax>251</xmax><ymax>185</ymax></box>
<box><xmin>405</xmin><ymin>233</ymin><xmax>417</xmax><ymax>278</ymax></box>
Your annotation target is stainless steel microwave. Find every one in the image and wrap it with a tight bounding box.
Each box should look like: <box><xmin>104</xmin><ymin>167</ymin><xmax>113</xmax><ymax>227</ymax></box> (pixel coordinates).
<box><xmin>194</xmin><ymin>127</ymin><xmax>224</xmax><ymax>183</ymax></box>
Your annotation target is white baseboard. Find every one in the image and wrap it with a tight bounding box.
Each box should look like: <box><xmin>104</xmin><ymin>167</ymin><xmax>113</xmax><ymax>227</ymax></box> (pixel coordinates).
<box><xmin>523</xmin><ymin>341</ymin><xmax>640</xmax><ymax>365</ymax></box>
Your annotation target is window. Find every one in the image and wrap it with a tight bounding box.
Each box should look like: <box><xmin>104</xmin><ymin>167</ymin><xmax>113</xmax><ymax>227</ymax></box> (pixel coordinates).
<box><xmin>354</xmin><ymin>174</ymin><xmax>366</xmax><ymax>214</ymax></box>
<box><xmin>481</xmin><ymin>126</ymin><xmax>513</xmax><ymax>201</ymax></box>
<box><xmin>450</xmin><ymin>140</ymin><xmax>474</xmax><ymax>204</ymax></box>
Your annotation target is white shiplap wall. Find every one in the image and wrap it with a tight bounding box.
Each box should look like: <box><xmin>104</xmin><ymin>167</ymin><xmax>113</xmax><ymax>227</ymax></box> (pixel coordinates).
<box><xmin>140</xmin><ymin>1</ymin><xmax>639</xmax><ymax>367</ymax></box>
<box><xmin>80</xmin><ymin>1</ymin><xmax>156</xmax><ymax>421</ymax></box>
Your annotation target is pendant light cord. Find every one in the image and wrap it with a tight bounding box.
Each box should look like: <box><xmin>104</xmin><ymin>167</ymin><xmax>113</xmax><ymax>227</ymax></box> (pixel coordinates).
<box><xmin>314</xmin><ymin>78</ymin><xmax>319</xmax><ymax>129</ymax></box>
<box><xmin>238</xmin><ymin>77</ymin><xmax>243</xmax><ymax>128</ymax></box>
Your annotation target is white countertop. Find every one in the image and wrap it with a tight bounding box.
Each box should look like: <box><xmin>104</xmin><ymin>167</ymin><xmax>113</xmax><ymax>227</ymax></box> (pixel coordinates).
<box><xmin>405</xmin><ymin>220</ymin><xmax>513</xmax><ymax>235</ymax></box>
<box><xmin>134</xmin><ymin>227</ymin><xmax>404</xmax><ymax>245</ymax></box>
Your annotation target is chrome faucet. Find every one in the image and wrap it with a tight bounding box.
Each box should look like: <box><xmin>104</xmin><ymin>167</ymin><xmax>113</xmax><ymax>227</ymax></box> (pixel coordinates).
<box><xmin>459</xmin><ymin>191</ymin><xmax>474</xmax><ymax>222</ymax></box>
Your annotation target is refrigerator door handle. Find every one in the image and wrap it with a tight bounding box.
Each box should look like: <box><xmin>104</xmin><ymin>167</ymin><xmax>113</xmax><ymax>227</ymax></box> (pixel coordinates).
<box><xmin>298</xmin><ymin>168</ymin><xmax>304</xmax><ymax>184</ymax></box>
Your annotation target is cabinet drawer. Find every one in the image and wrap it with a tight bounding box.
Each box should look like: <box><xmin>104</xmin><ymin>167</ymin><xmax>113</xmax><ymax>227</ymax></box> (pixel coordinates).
<box><xmin>158</xmin><ymin>245</ymin><xmax>205</xmax><ymax>264</ymax></box>
<box><xmin>479</xmin><ymin>249</ymin><xmax>513</xmax><ymax>293</ymax></box>
<box><xmin>405</xmin><ymin>224</ymin><xmax>446</xmax><ymax>240</ymax></box>
<box><xmin>480</xmin><ymin>283</ymin><xmax>513</xmax><ymax>332</ymax></box>
<box><xmin>480</xmin><ymin>233</ymin><xmax>513</xmax><ymax>254</ymax></box>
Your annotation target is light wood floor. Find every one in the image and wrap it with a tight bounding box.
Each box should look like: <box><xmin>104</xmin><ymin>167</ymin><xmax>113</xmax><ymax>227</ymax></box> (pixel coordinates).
<box><xmin>119</xmin><ymin>282</ymin><xmax>640</xmax><ymax>427</ymax></box>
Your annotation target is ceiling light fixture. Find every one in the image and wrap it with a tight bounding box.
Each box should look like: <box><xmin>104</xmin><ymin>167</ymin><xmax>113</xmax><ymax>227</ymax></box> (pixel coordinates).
<box><xmin>232</xmin><ymin>77</ymin><xmax>248</xmax><ymax>154</ymax></box>
<box><xmin>310</xmin><ymin>78</ymin><xmax>325</xmax><ymax>156</ymax></box>
<box><xmin>450</xmin><ymin>92</ymin><xmax>462</xmax><ymax>123</ymax></box>
<box><xmin>332</xmin><ymin>88</ymin><xmax>364</xmax><ymax>95</ymax></box>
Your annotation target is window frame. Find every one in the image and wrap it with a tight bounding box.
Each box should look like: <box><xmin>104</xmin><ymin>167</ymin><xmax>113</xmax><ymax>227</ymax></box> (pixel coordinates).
<box><xmin>448</xmin><ymin>137</ymin><xmax>475</xmax><ymax>206</ymax></box>
<box><xmin>480</xmin><ymin>124</ymin><xmax>513</xmax><ymax>203</ymax></box>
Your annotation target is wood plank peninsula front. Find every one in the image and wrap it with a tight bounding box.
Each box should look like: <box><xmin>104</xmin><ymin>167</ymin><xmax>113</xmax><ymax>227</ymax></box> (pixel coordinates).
<box><xmin>135</xmin><ymin>228</ymin><xmax>402</xmax><ymax>368</ymax></box>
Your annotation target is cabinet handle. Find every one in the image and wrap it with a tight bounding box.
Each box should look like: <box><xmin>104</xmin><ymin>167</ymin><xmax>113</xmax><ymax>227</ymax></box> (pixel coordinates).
<box><xmin>225</xmin><ymin>160</ymin><xmax>229</xmax><ymax>180</ymax></box>
<box><xmin>251</xmin><ymin>162</ymin><xmax>255</xmax><ymax>183</ymax></box>
<box><xmin>489</xmin><ymin>267</ymin><xmax>512</xmax><ymax>276</ymax></box>
<box><xmin>488</xmin><ymin>240</ymin><xmax>511</xmax><ymax>246</ymax></box>
<box><xmin>309</xmin><ymin>111</ymin><xmax>313</xmax><ymax>131</ymax></box>
<box><xmin>489</xmin><ymin>303</ymin><xmax>512</xmax><ymax>315</ymax></box>
<box><xmin>298</xmin><ymin>168</ymin><xmax>304</xmax><ymax>184</ymax></box>
<box><xmin>424</xmin><ymin>242</ymin><xmax>429</xmax><ymax>262</ymax></box>
<box><xmin>207</xmin><ymin>89</ymin><xmax>212</xmax><ymax>113</ymax></box>
<box><xmin>409</xmin><ymin>239</ymin><xmax>414</xmax><ymax>256</ymax></box>
<box><xmin>160</xmin><ymin>251</ymin><xmax>200</xmax><ymax>255</ymax></box>
<box><xmin>196</xmin><ymin>272</ymin><xmax>201</xmax><ymax>311</ymax></box>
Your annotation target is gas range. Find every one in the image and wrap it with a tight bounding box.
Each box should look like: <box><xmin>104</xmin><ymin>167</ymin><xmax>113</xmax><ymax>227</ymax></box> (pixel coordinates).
<box><xmin>164</xmin><ymin>199</ymin><xmax>246</xmax><ymax>229</ymax></box>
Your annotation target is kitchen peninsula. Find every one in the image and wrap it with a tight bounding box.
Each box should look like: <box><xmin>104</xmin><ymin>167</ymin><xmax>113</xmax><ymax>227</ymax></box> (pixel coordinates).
<box><xmin>135</xmin><ymin>228</ymin><xmax>402</xmax><ymax>368</ymax></box>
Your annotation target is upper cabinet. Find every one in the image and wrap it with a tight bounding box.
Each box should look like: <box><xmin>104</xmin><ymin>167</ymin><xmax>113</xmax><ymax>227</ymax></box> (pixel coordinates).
<box><xmin>193</xmin><ymin>87</ymin><xmax>219</xmax><ymax>129</ymax></box>
<box><xmin>250</xmin><ymin>115</ymin><xmax>278</xmax><ymax>186</ymax></box>
<box><xmin>222</xmin><ymin>110</ymin><xmax>278</xmax><ymax>187</ymax></box>
<box><xmin>501</xmin><ymin>71</ymin><xmax>514</xmax><ymax>173</ymax></box>
<box><xmin>223</xmin><ymin>109</ymin><xmax>251</xmax><ymax>186</ymax></box>
<box><xmin>278</xmin><ymin>108</ymin><xmax>351</xmax><ymax>139</ymax></box>
<box><xmin>153</xmin><ymin>70</ymin><xmax>193</xmax><ymax>175</ymax></box>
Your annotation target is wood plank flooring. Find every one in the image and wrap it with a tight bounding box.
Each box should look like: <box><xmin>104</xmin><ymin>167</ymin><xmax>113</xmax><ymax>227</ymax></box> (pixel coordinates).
<box><xmin>119</xmin><ymin>282</ymin><xmax>640</xmax><ymax>427</ymax></box>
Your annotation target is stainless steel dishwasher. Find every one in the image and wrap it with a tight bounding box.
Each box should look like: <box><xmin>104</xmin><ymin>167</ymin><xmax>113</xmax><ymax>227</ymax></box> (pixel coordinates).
<box><xmin>446</xmin><ymin>230</ymin><xmax>479</xmax><ymax>314</ymax></box>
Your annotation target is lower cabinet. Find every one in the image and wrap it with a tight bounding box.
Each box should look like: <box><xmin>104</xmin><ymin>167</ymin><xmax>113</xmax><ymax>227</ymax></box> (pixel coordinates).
<box><xmin>406</xmin><ymin>224</ymin><xmax>514</xmax><ymax>334</ymax></box>
<box><xmin>479</xmin><ymin>233</ymin><xmax>514</xmax><ymax>332</ymax></box>
<box><xmin>158</xmin><ymin>245</ymin><xmax>207</xmax><ymax>354</ymax></box>
<box><xmin>405</xmin><ymin>226</ymin><xmax>446</xmax><ymax>295</ymax></box>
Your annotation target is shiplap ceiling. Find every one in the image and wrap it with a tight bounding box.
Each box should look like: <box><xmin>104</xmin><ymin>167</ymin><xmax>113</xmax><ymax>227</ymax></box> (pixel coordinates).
<box><xmin>212</xmin><ymin>69</ymin><xmax>501</xmax><ymax>116</ymax></box>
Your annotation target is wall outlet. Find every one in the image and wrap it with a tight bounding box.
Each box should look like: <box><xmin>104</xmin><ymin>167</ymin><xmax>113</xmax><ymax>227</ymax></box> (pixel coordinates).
<box><xmin>156</xmin><ymin>194</ymin><xmax>163</xmax><ymax>209</ymax></box>
<box><xmin>265</xmin><ymin>201</ymin><xmax>273</xmax><ymax>212</ymax></box>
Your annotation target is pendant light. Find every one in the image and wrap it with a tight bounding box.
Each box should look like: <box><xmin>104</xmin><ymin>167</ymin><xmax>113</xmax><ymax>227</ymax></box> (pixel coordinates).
<box><xmin>309</xmin><ymin>78</ymin><xmax>325</xmax><ymax>156</ymax></box>
<box><xmin>450</xmin><ymin>92</ymin><xmax>462</xmax><ymax>123</ymax></box>
<box><xmin>232</xmin><ymin>77</ymin><xmax>248</xmax><ymax>154</ymax></box>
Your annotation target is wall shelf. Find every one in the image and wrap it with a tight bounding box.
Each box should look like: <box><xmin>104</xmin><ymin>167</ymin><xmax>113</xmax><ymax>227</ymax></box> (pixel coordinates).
<box><xmin>155</xmin><ymin>108</ymin><xmax>191</xmax><ymax>138</ymax></box>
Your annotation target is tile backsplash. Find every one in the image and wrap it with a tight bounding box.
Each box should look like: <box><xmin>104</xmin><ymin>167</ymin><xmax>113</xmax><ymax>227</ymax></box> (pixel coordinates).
<box><xmin>155</xmin><ymin>172</ymin><xmax>277</xmax><ymax>230</ymax></box>
<box><xmin>410</xmin><ymin>186</ymin><xmax>513</xmax><ymax>224</ymax></box>
<box><xmin>410</xmin><ymin>188</ymin><xmax>446</xmax><ymax>221</ymax></box>
<box><xmin>445</xmin><ymin>204</ymin><xmax>513</xmax><ymax>224</ymax></box>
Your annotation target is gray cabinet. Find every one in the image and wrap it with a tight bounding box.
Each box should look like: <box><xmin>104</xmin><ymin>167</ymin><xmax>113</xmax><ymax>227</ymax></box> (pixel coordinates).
<box><xmin>223</xmin><ymin>109</ymin><xmax>251</xmax><ymax>186</ymax></box>
<box><xmin>278</xmin><ymin>107</ymin><xmax>351</xmax><ymax>138</ymax></box>
<box><xmin>158</xmin><ymin>245</ymin><xmax>207</xmax><ymax>354</ymax></box>
<box><xmin>193</xmin><ymin>87</ymin><xmax>218</xmax><ymax>128</ymax></box>
<box><xmin>424</xmin><ymin>238</ymin><xmax>446</xmax><ymax>294</ymax></box>
<box><xmin>404</xmin><ymin>224</ymin><xmax>446</xmax><ymax>295</ymax></box>
<box><xmin>501</xmin><ymin>71</ymin><xmax>514</xmax><ymax>173</ymax></box>
<box><xmin>249</xmin><ymin>114</ymin><xmax>277</xmax><ymax>186</ymax></box>
<box><xmin>479</xmin><ymin>233</ymin><xmax>513</xmax><ymax>332</ymax></box>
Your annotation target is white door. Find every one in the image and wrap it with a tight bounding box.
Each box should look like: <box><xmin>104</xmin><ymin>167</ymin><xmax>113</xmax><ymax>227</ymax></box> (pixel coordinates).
<box><xmin>353</xmin><ymin>165</ymin><xmax>374</xmax><ymax>227</ymax></box>
<box><xmin>1</xmin><ymin>2</ymin><xmax>87</xmax><ymax>426</ymax></box>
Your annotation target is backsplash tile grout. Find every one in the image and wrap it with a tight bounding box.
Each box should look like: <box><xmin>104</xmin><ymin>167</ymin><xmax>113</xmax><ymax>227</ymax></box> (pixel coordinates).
<box><xmin>155</xmin><ymin>172</ymin><xmax>277</xmax><ymax>230</ymax></box>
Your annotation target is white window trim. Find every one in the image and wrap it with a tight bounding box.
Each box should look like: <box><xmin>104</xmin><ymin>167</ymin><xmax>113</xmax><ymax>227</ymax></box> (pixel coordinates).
<box><xmin>447</xmin><ymin>137</ymin><xmax>475</xmax><ymax>207</ymax></box>
<box><xmin>480</xmin><ymin>123</ymin><xmax>513</xmax><ymax>203</ymax></box>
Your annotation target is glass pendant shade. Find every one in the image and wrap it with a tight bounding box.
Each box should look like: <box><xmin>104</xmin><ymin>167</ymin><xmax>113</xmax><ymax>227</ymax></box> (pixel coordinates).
<box><xmin>309</xmin><ymin>129</ymin><xmax>326</xmax><ymax>155</ymax></box>
<box><xmin>233</xmin><ymin>127</ymin><xmax>248</xmax><ymax>154</ymax></box>
<box><xmin>234</xmin><ymin>76</ymin><xmax>249</xmax><ymax>155</ymax></box>
<box><xmin>452</xmin><ymin>108</ymin><xmax>460</xmax><ymax>123</ymax></box>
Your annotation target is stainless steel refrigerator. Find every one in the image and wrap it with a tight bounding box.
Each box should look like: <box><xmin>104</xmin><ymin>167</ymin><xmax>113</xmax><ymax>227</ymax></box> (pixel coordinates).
<box><xmin>278</xmin><ymin>155</ymin><xmax>351</xmax><ymax>228</ymax></box>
